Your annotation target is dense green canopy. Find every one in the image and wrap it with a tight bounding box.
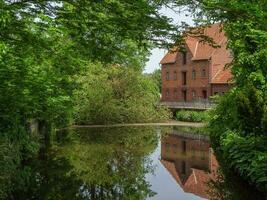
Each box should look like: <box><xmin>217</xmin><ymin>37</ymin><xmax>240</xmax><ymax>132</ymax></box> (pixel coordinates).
<box><xmin>0</xmin><ymin>1</ymin><xmax>178</xmax><ymax>198</ymax></box>
<box><xmin>2</xmin><ymin>0</ymin><xmax>266</xmax><ymax>198</ymax></box>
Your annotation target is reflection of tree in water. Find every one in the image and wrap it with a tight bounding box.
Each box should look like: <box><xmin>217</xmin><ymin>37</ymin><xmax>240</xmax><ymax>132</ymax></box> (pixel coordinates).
<box><xmin>11</xmin><ymin>127</ymin><xmax>158</xmax><ymax>200</ymax></box>
<box><xmin>207</xmin><ymin>168</ymin><xmax>265</xmax><ymax>200</ymax></box>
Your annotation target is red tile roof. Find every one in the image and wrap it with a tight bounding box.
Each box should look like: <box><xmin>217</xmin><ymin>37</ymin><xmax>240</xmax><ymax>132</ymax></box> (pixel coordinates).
<box><xmin>183</xmin><ymin>168</ymin><xmax>210</xmax><ymax>199</ymax></box>
<box><xmin>160</xmin><ymin>23</ymin><xmax>233</xmax><ymax>84</ymax></box>
<box><xmin>211</xmin><ymin>67</ymin><xmax>232</xmax><ymax>84</ymax></box>
<box><xmin>160</xmin><ymin>160</ymin><xmax>182</xmax><ymax>185</ymax></box>
<box><xmin>160</xmin><ymin>51</ymin><xmax>177</xmax><ymax>64</ymax></box>
<box><xmin>160</xmin><ymin>160</ymin><xmax>211</xmax><ymax>199</ymax></box>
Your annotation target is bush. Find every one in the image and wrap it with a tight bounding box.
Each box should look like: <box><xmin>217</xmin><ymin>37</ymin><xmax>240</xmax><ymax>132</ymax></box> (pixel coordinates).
<box><xmin>175</xmin><ymin>110</ymin><xmax>209</xmax><ymax>122</ymax></box>
<box><xmin>73</xmin><ymin>63</ymin><xmax>171</xmax><ymax>124</ymax></box>
<box><xmin>209</xmin><ymin>89</ymin><xmax>267</xmax><ymax>194</ymax></box>
<box><xmin>221</xmin><ymin>132</ymin><xmax>267</xmax><ymax>193</ymax></box>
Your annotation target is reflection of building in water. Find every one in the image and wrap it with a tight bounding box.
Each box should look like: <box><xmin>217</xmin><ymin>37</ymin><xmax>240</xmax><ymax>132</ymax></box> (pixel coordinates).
<box><xmin>160</xmin><ymin>130</ymin><xmax>218</xmax><ymax>199</ymax></box>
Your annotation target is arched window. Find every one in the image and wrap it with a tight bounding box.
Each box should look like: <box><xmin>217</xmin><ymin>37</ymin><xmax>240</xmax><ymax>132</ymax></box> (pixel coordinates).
<box><xmin>182</xmin><ymin>52</ymin><xmax>187</xmax><ymax>65</ymax></box>
<box><xmin>192</xmin><ymin>70</ymin><xmax>196</xmax><ymax>80</ymax></box>
<box><xmin>166</xmin><ymin>72</ymin><xmax>170</xmax><ymax>80</ymax></box>
<box><xmin>201</xmin><ymin>69</ymin><xmax>206</xmax><ymax>77</ymax></box>
<box><xmin>174</xmin><ymin>71</ymin><xmax>177</xmax><ymax>80</ymax></box>
<box><xmin>182</xmin><ymin>140</ymin><xmax>187</xmax><ymax>153</ymax></box>
<box><xmin>181</xmin><ymin>161</ymin><xmax>186</xmax><ymax>174</ymax></box>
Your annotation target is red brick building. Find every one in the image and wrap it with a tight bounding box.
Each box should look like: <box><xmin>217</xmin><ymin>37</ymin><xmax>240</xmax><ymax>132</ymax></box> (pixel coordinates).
<box><xmin>160</xmin><ymin>23</ymin><xmax>232</xmax><ymax>102</ymax></box>
<box><xmin>160</xmin><ymin>131</ymin><xmax>219</xmax><ymax>199</ymax></box>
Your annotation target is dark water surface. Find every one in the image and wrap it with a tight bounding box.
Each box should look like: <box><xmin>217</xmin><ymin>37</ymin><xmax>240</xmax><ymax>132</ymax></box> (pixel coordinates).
<box><xmin>15</xmin><ymin>126</ymin><xmax>264</xmax><ymax>200</ymax></box>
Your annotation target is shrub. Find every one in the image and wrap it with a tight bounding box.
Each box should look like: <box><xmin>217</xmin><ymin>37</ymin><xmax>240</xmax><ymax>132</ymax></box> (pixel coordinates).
<box><xmin>221</xmin><ymin>132</ymin><xmax>267</xmax><ymax>193</ymax></box>
<box><xmin>175</xmin><ymin>110</ymin><xmax>209</xmax><ymax>122</ymax></box>
<box><xmin>74</xmin><ymin>64</ymin><xmax>171</xmax><ymax>124</ymax></box>
<box><xmin>209</xmin><ymin>88</ymin><xmax>267</xmax><ymax>195</ymax></box>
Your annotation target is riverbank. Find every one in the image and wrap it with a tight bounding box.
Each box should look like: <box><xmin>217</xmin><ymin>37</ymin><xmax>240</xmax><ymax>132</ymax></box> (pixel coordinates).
<box><xmin>175</xmin><ymin>110</ymin><xmax>210</xmax><ymax>123</ymax></box>
<box><xmin>71</xmin><ymin>121</ymin><xmax>204</xmax><ymax>128</ymax></box>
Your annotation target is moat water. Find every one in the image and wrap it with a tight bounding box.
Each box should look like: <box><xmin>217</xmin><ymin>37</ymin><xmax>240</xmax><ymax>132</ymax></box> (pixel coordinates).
<box><xmin>14</xmin><ymin>126</ymin><xmax>264</xmax><ymax>200</ymax></box>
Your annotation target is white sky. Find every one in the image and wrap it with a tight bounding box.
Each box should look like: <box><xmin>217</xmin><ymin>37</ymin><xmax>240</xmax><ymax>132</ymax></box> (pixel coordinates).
<box><xmin>144</xmin><ymin>7</ymin><xmax>193</xmax><ymax>73</ymax></box>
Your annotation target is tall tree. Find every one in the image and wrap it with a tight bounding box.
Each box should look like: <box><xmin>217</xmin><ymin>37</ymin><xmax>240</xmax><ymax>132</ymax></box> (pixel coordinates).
<box><xmin>167</xmin><ymin>0</ymin><xmax>267</xmax><ymax>195</ymax></box>
<box><xmin>0</xmin><ymin>1</ymin><xmax>178</xmax><ymax>198</ymax></box>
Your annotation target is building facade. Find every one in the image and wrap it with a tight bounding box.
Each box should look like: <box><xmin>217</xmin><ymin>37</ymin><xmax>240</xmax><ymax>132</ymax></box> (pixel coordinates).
<box><xmin>160</xmin><ymin>130</ymin><xmax>219</xmax><ymax>199</ymax></box>
<box><xmin>161</xmin><ymin>23</ymin><xmax>232</xmax><ymax>102</ymax></box>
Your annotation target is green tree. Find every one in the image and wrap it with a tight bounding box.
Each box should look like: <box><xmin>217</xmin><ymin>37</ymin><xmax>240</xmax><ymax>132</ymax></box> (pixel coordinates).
<box><xmin>0</xmin><ymin>1</ymin><xmax>178</xmax><ymax>198</ymax></box>
<box><xmin>167</xmin><ymin>0</ymin><xmax>267</xmax><ymax>195</ymax></box>
<box><xmin>74</xmin><ymin>63</ymin><xmax>170</xmax><ymax>124</ymax></box>
<box><xmin>146</xmin><ymin>69</ymin><xmax>162</xmax><ymax>92</ymax></box>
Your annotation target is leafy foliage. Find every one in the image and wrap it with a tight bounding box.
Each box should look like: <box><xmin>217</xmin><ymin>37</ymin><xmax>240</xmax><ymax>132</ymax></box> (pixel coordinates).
<box><xmin>74</xmin><ymin>63</ymin><xmax>170</xmax><ymax>124</ymax></box>
<box><xmin>207</xmin><ymin>168</ymin><xmax>265</xmax><ymax>200</ymax></box>
<box><xmin>176</xmin><ymin>110</ymin><xmax>210</xmax><ymax>122</ymax></box>
<box><xmin>221</xmin><ymin>133</ymin><xmax>267</xmax><ymax>192</ymax></box>
<box><xmin>169</xmin><ymin>0</ymin><xmax>267</xmax><ymax>195</ymax></box>
<box><xmin>10</xmin><ymin>127</ymin><xmax>159</xmax><ymax>200</ymax></box>
<box><xmin>146</xmin><ymin>69</ymin><xmax>162</xmax><ymax>92</ymax></box>
<box><xmin>0</xmin><ymin>0</ymin><xmax>178</xmax><ymax>198</ymax></box>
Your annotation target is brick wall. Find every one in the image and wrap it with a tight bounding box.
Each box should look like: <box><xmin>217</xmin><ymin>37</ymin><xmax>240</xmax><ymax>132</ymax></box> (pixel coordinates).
<box><xmin>161</xmin><ymin>46</ymin><xmax>211</xmax><ymax>102</ymax></box>
<box><xmin>211</xmin><ymin>84</ymin><xmax>231</xmax><ymax>95</ymax></box>
<box><xmin>161</xmin><ymin>133</ymin><xmax>210</xmax><ymax>179</ymax></box>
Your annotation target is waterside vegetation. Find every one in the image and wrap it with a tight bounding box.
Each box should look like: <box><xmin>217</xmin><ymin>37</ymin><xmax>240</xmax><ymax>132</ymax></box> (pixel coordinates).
<box><xmin>1</xmin><ymin>0</ymin><xmax>267</xmax><ymax>199</ymax></box>
<box><xmin>171</xmin><ymin>0</ymin><xmax>267</xmax><ymax>196</ymax></box>
<box><xmin>73</xmin><ymin>64</ymin><xmax>170</xmax><ymax>125</ymax></box>
<box><xmin>0</xmin><ymin>1</ymin><xmax>177</xmax><ymax>198</ymax></box>
<box><xmin>175</xmin><ymin>110</ymin><xmax>210</xmax><ymax>122</ymax></box>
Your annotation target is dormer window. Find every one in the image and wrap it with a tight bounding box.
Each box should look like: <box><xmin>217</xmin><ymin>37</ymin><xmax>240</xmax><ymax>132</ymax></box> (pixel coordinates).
<box><xmin>182</xmin><ymin>51</ymin><xmax>187</xmax><ymax>65</ymax></box>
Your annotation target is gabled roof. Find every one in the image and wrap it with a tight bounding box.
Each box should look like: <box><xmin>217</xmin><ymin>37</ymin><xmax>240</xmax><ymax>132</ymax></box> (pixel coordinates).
<box><xmin>160</xmin><ymin>51</ymin><xmax>177</xmax><ymax>64</ymax></box>
<box><xmin>160</xmin><ymin>23</ymin><xmax>225</xmax><ymax>64</ymax></box>
<box><xmin>160</xmin><ymin>160</ymin><xmax>182</xmax><ymax>185</ymax></box>
<box><xmin>160</xmin><ymin>159</ymin><xmax>210</xmax><ymax>199</ymax></box>
<box><xmin>183</xmin><ymin>168</ymin><xmax>210</xmax><ymax>199</ymax></box>
<box><xmin>211</xmin><ymin>67</ymin><xmax>232</xmax><ymax>84</ymax></box>
<box><xmin>192</xmin><ymin>23</ymin><xmax>226</xmax><ymax>60</ymax></box>
<box><xmin>160</xmin><ymin>23</ymin><xmax>233</xmax><ymax>84</ymax></box>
